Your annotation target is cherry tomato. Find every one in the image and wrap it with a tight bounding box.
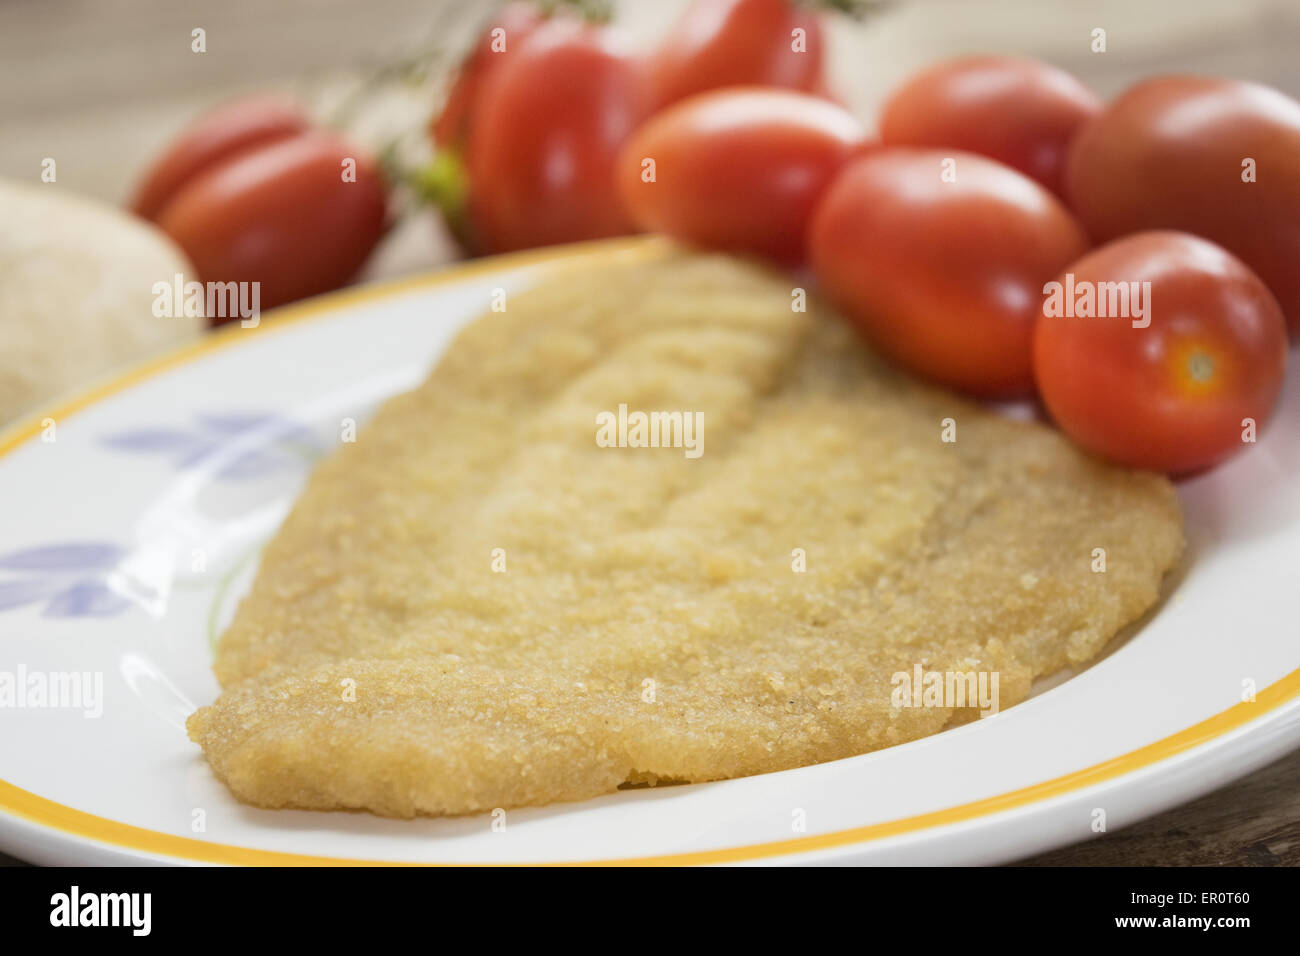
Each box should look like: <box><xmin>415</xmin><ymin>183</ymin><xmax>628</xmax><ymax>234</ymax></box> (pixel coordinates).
<box><xmin>647</xmin><ymin>0</ymin><xmax>825</xmax><ymax>111</ymax></box>
<box><xmin>465</xmin><ymin>18</ymin><xmax>649</xmax><ymax>252</ymax></box>
<box><xmin>155</xmin><ymin>132</ymin><xmax>388</xmax><ymax>314</ymax></box>
<box><xmin>617</xmin><ymin>88</ymin><xmax>869</xmax><ymax>262</ymax></box>
<box><xmin>809</xmin><ymin>148</ymin><xmax>1089</xmax><ymax>397</ymax></box>
<box><xmin>1034</xmin><ymin>231</ymin><xmax>1287</xmax><ymax>474</ymax></box>
<box><xmin>132</xmin><ymin>94</ymin><xmax>312</xmax><ymax>221</ymax></box>
<box><xmin>879</xmin><ymin>55</ymin><xmax>1100</xmax><ymax>200</ymax></box>
<box><xmin>430</xmin><ymin>2</ymin><xmax>548</xmax><ymax>151</ymax></box>
<box><xmin>1066</xmin><ymin>76</ymin><xmax>1300</xmax><ymax>335</ymax></box>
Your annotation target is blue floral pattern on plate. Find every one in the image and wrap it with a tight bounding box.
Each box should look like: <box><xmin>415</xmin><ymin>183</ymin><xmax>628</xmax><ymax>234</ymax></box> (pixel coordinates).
<box><xmin>0</xmin><ymin>543</ymin><xmax>130</xmax><ymax>617</ymax></box>
<box><xmin>101</xmin><ymin>412</ymin><xmax>321</xmax><ymax>480</ymax></box>
<box><xmin>0</xmin><ymin>412</ymin><xmax>323</xmax><ymax>618</ymax></box>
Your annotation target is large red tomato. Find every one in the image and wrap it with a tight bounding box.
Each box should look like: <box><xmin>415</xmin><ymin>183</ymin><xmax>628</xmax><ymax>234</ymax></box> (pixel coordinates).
<box><xmin>430</xmin><ymin>2</ymin><xmax>549</xmax><ymax>152</ymax></box>
<box><xmin>464</xmin><ymin>19</ymin><xmax>649</xmax><ymax>253</ymax></box>
<box><xmin>1066</xmin><ymin>75</ymin><xmax>1300</xmax><ymax>334</ymax></box>
<box><xmin>647</xmin><ymin>0</ymin><xmax>825</xmax><ymax>111</ymax></box>
<box><xmin>1035</xmin><ymin>231</ymin><xmax>1287</xmax><ymax>474</ymax></box>
<box><xmin>617</xmin><ymin>88</ymin><xmax>869</xmax><ymax>262</ymax></box>
<box><xmin>879</xmin><ymin>55</ymin><xmax>1100</xmax><ymax>200</ymax></box>
<box><xmin>156</xmin><ymin>132</ymin><xmax>388</xmax><ymax>311</ymax></box>
<box><xmin>132</xmin><ymin>94</ymin><xmax>311</xmax><ymax>221</ymax></box>
<box><xmin>809</xmin><ymin>148</ymin><xmax>1090</xmax><ymax>397</ymax></box>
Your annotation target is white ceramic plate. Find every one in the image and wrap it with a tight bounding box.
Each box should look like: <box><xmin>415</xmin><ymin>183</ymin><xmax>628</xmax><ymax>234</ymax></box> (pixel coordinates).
<box><xmin>1</xmin><ymin>237</ymin><xmax>1297</xmax><ymax>866</ymax></box>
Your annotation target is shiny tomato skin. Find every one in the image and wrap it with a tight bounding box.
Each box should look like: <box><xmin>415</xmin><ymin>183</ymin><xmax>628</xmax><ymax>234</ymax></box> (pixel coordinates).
<box><xmin>879</xmin><ymin>55</ymin><xmax>1100</xmax><ymax>200</ymax></box>
<box><xmin>1066</xmin><ymin>75</ymin><xmax>1300</xmax><ymax>335</ymax></box>
<box><xmin>155</xmin><ymin>132</ymin><xmax>388</xmax><ymax>314</ymax></box>
<box><xmin>809</xmin><ymin>148</ymin><xmax>1090</xmax><ymax>397</ymax></box>
<box><xmin>132</xmin><ymin>94</ymin><xmax>312</xmax><ymax>221</ymax></box>
<box><xmin>465</xmin><ymin>19</ymin><xmax>649</xmax><ymax>253</ymax></box>
<box><xmin>1034</xmin><ymin>231</ymin><xmax>1287</xmax><ymax>475</ymax></box>
<box><xmin>648</xmin><ymin>0</ymin><xmax>825</xmax><ymax>111</ymax></box>
<box><xmin>431</xmin><ymin>2</ymin><xmax>547</xmax><ymax>151</ymax></box>
<box><xmin>617</xmin><ymin>88</ymin><xmax>870</xmax><ymax>262</ymax></box>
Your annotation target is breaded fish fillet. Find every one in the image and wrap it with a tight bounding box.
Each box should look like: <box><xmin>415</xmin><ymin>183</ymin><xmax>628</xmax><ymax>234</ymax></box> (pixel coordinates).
<box><xmin>188</xmin><ymin>248</ymin><xmax>1183</xmax><ymax>817</ymax></box>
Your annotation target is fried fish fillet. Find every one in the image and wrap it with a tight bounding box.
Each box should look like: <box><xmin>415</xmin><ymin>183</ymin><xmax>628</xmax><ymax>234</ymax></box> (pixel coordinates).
<box><xmin>187</xmin><ymin>247</ymin><xmax>1183</xmax><ymax>817</ymax></box>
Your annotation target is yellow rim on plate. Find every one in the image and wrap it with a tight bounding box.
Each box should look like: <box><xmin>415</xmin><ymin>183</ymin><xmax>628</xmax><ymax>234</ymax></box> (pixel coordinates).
<box><xmin>0</xmin><ymin>237</ymin><xmax>1296</xmax><ymax>866</ymax></box>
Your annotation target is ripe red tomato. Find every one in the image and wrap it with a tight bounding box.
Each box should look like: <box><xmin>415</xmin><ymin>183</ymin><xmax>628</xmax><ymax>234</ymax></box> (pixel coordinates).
<box><xmin>464</xmin><ymin>19</ymin><xmax>649</xmax><ymax>252</ymax></box>
<box><xmin>430</xmin><ymin>2</ymin><xmax>548</xmax><ymax>151</ymax></box>
<box><xmin>647</xmin><ymin>0</ymin><xmax>825</xmax><ymax>111</ymax></box>
<box><xmin>1066</xmin><ymin>75</ymin><xmax>1300</xmax><ymax>335</ymax></box>
<box><xmin>809</xmin><ymin>148</ymin><xmax>1089</xmax><ymax>397</ymax></box>
<box><xmin>1034</xmin><ymin>232</ymin><xmax>1287</xmax><ymax>474</ymax></box>
<box><xmin>132</xmin><ymin>94</ymin><xmax>311</xmax><ymax>221</ymax></box>
<box><xmin>155</xmin><ymin>132</ymin><xmax>388</xmax><ymax>313</ymax></box>
<box><xmin>616</xmin><ymin>88</ymin><xmax>869</xmax><ymax>262</ymax></box>
<box><xmin>879</xmin><ymin>55</ymin><xmax>1100</xmax><ymax>200</ymax></box>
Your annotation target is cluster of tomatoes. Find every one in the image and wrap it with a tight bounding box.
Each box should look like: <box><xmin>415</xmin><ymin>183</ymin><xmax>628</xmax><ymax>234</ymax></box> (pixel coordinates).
<box><xmin>434</xmin><ymin>0</ymin><xmax>1294</xmax><ymax>475</ymax></box>
<box><xmin>785</xmin><ymin>67</ymin><xmax>1293</xmax><ymax>477</ymax></box>
<box><xmin>431</xmin><ymin>0</ymin><xmax>831</xmax><ymax>252</ymax></box>
<box><xmin>131</xmin><ymin>0</ymin><xmax>820</xmax><ymax>305</ymax></box>
<box><xmin>133</xmin><ymin>0</ymin><xmax>1296</xmax><ymax>476</ymax></box>
<box><xmin>612</xmin><ymin>45</ymin><xmax>1292</xmax><ymax>478</ymax></box>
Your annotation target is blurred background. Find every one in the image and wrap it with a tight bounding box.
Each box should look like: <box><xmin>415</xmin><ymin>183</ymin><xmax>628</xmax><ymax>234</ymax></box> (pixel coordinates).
<box><xmin>5</xmin><ymin>0</ymin><xmax>1300</xmax><ymax>280</ymax></box>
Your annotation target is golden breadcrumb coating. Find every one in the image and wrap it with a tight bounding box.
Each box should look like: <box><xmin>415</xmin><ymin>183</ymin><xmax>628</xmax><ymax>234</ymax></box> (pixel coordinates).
<box><xmin>188</xmin><ymin>249</ymin><xmax>1183</xmax><ymax>817</ymax></box>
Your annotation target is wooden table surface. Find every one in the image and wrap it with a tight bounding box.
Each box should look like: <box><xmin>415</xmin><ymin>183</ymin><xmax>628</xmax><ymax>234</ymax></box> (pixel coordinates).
<box><xmin>1</xmin><ymin>0</ymin><xmax>1297</xmax><ymax>867</ymax></box>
